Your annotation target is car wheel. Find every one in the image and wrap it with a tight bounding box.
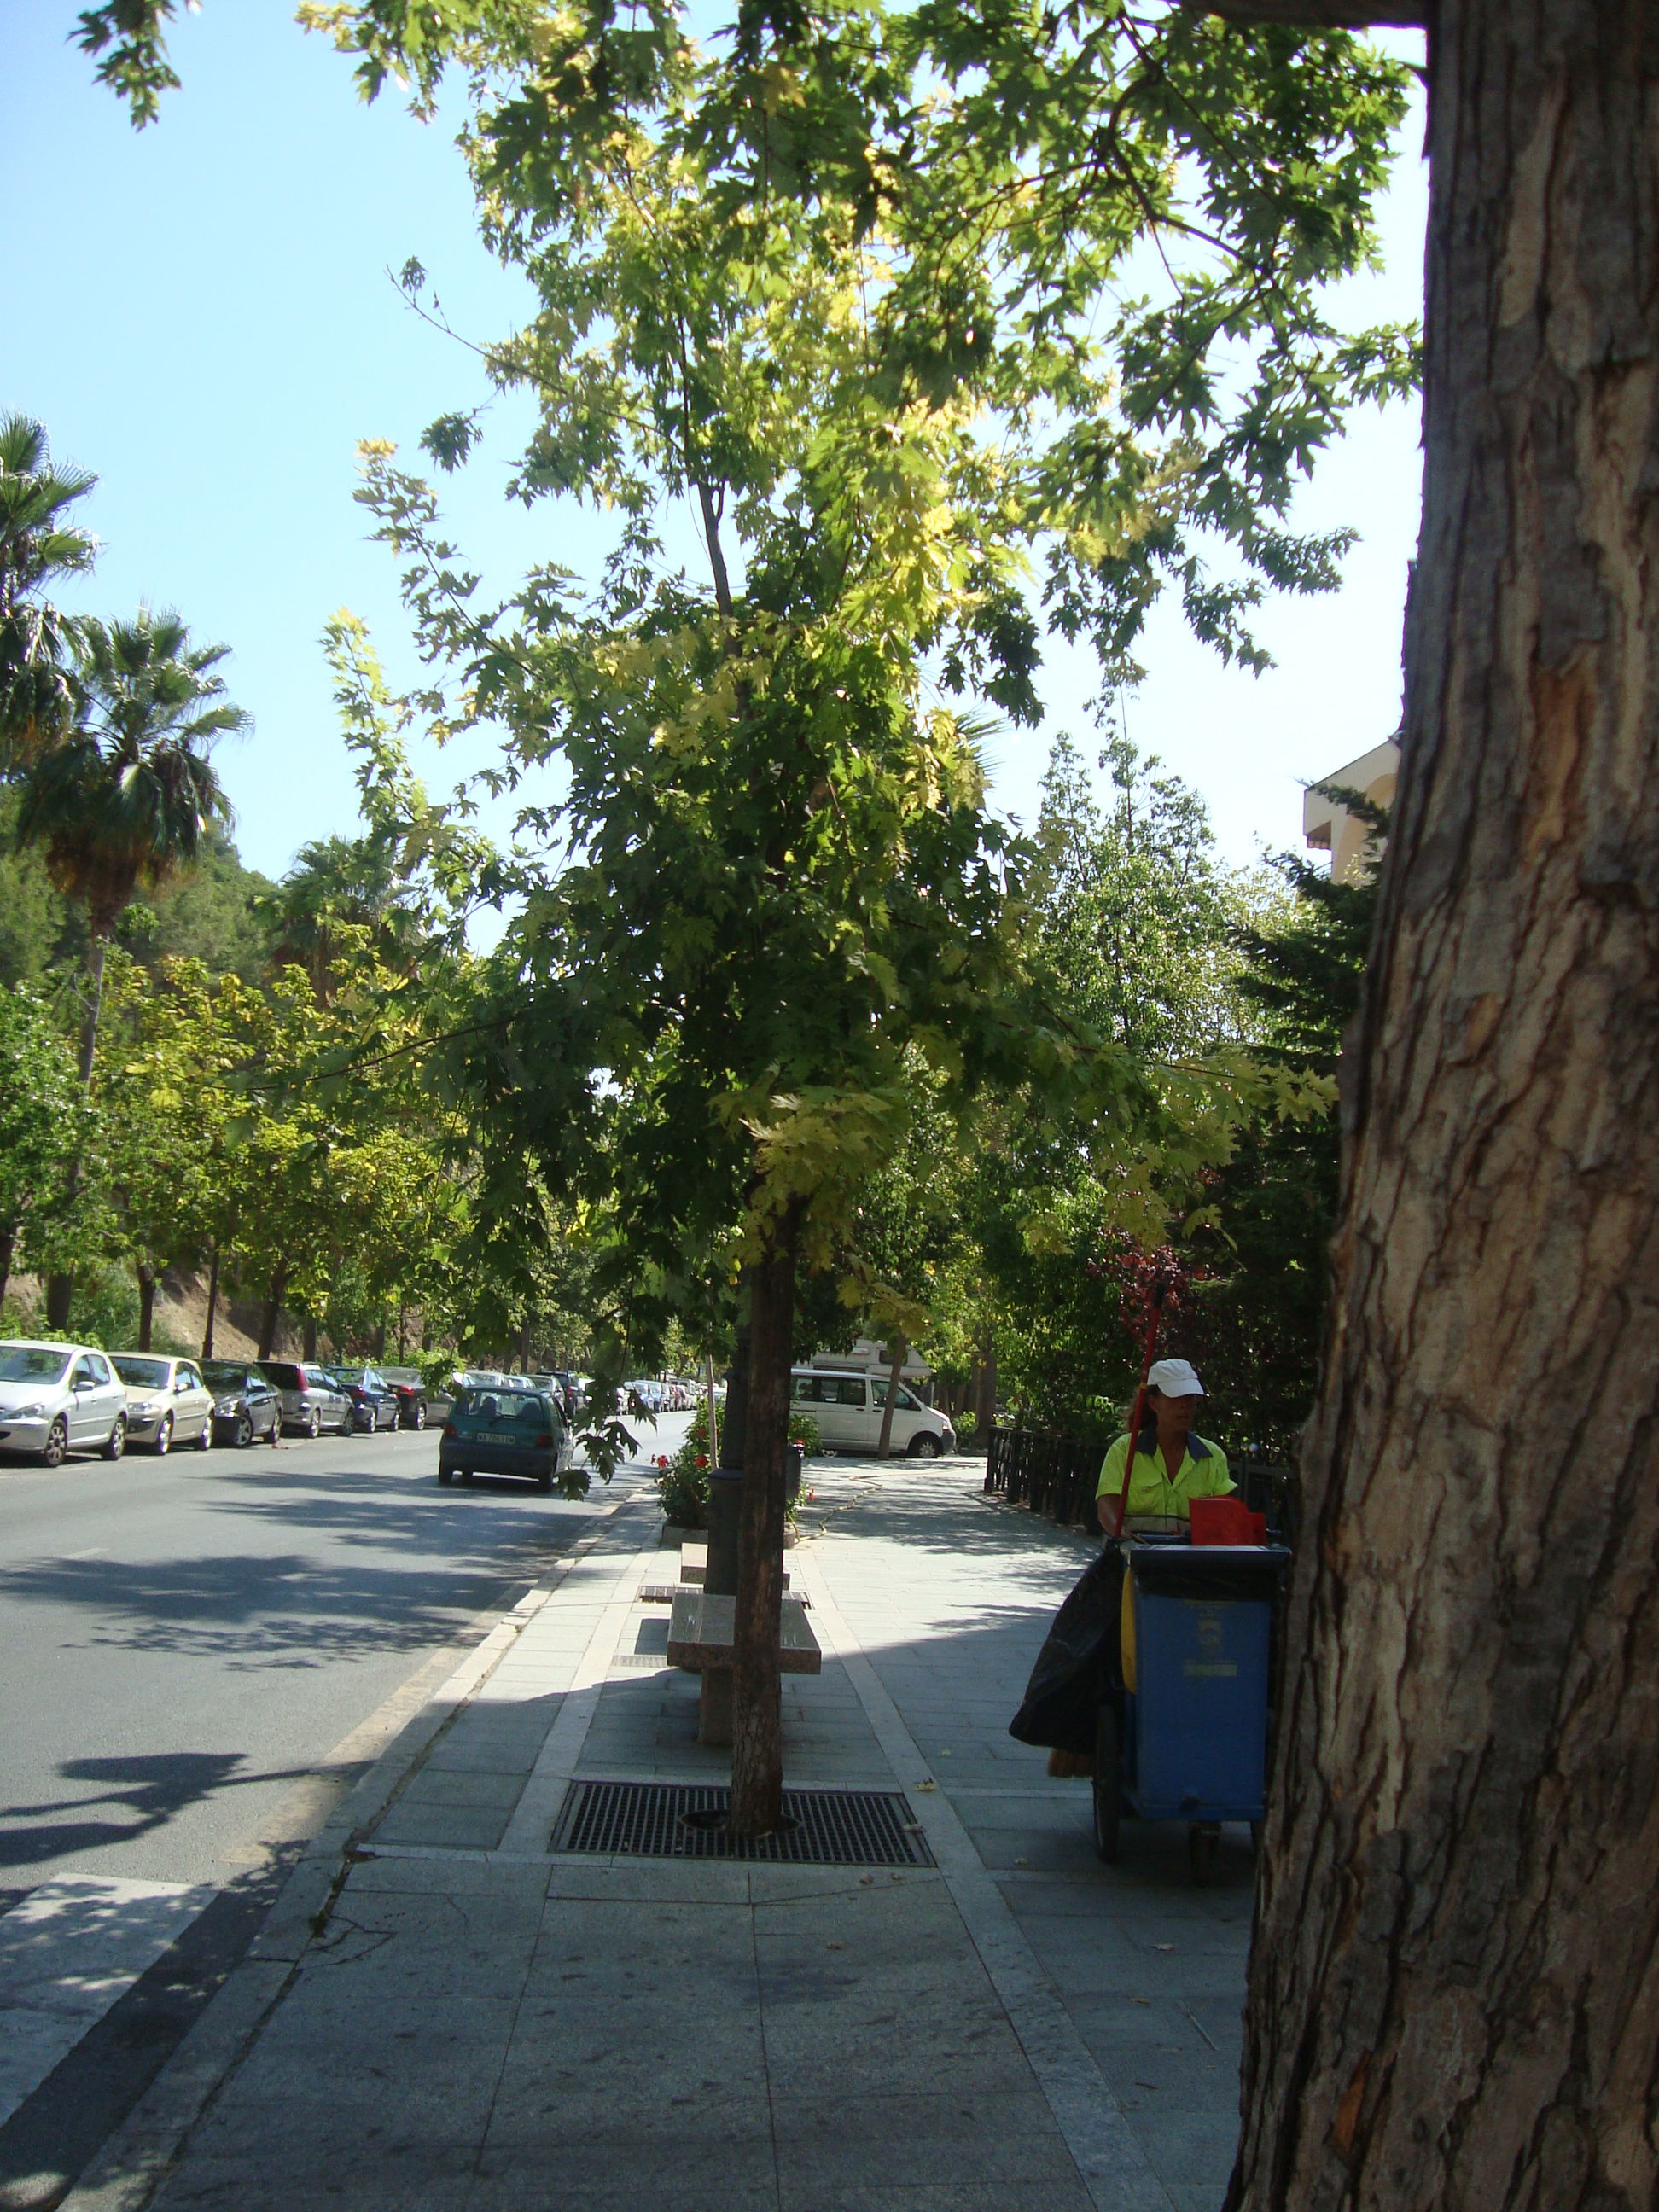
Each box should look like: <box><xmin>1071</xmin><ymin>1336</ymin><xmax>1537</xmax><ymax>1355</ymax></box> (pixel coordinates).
<box><xmin>412</xmin><ymin>1401</ymin><xmax>428</xmax><ymax>1430</ymax></box>
<box><xmin>438</xmin><ymin>1468</ymin><xmax>454</xmax><ymax>1486</ymax></box>
<box><xmin>41</xmin><ymin>1417</ymin><xmax>67</xmax><ymax>1470</ymax></box>
<box><xmin>235</xmin><ymin>1412</ymin><xmax>253</xmax><ymax>1450</ymax></box>
<box><xmin>154</xmin><ymin>1415</ymin><xmax>173</xmax><ymax>1458</ymax></box>
<box><xmin>306</xmin><ymin>1407</ymin><xmax>321</xmax><ymax>1439</ymax></box>
<box><xmin>197</xmin><ymin>1416</ymin><xmax>212</xmax><ymax>1452</ymax></box>
<box><xmin>537</xmin><ymin>1471</ymin><xmax>554</xmax><ymax>1493</ymax></box>
<box><xmin>102</xmin><ymin>1416</ymin><xmax>126</xmax><ymax>1463</ymax></box>
<box><xmin>909</xmin><ymin>1434</ymin><xmax>941</xmax><ymax>1461</ymax></box>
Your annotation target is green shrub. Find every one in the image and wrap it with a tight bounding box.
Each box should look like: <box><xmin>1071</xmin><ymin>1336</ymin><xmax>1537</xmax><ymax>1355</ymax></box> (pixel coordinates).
<box><xmin>656</xmin><ymin>1404</ymin><xmax>712</xmax><ymax>1528</ymax></box>
<box><xmin>654</xmin><ymin>1401</ymin><xmax>820</xmax><ymax>1528</ymax></box>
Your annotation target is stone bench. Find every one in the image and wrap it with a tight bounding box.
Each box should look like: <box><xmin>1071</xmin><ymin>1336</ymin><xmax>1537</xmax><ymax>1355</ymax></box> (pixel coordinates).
<box><xmin>667</xmin><ymin>1589</ymin><xmax>822</xmax><ymax>1745</ymax></box>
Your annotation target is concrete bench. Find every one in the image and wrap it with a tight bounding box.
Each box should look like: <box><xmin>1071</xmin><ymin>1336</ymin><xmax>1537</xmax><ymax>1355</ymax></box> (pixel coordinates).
<box><xmin>667</xmin><ymin>1589</ymin><xmax>822</xmax><ymax>1745</ymax></box>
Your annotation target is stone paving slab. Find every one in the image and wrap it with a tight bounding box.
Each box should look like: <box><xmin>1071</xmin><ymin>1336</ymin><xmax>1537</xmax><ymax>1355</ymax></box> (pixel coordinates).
<box><xmin>99</xmin><ymin>1454</ymin><xmax>1254</xmax><ymax>2212</ymax></box>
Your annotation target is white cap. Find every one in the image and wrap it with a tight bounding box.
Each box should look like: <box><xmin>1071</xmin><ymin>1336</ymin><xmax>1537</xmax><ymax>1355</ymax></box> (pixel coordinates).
<box><xmin>1147</xmin><ymin>1358</ymin><xmax>1203</xmax><ymax>1397</ymax></box>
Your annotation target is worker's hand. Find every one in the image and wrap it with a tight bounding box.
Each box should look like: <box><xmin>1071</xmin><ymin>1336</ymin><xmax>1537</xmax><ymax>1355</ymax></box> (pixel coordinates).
<box><xmin>1097</xmin><ymin>1494</ymin><xmax>1121</xmax><ymax>1534</ymax></box>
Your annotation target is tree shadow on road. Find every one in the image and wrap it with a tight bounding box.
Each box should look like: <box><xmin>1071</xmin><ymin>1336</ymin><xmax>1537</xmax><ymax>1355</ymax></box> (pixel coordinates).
<box><xmin>0</xmin><ymin>1751</ymin><xmax>317</xmax><ymax>1871</ymax></box>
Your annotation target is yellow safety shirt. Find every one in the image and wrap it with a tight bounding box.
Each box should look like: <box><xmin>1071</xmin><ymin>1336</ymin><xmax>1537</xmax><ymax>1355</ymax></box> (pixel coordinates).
<box><xmin>1097</xmin><ymin>1428</ymin><xmax>1234</xmax><ymax>1521</ymax></box>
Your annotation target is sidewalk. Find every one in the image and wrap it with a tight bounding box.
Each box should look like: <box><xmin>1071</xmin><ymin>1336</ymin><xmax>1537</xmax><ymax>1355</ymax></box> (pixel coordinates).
<box><xmin>67</xmin><ymin>1461</ymin><xmax>1254</xmax><ymax>2212</ymax></box>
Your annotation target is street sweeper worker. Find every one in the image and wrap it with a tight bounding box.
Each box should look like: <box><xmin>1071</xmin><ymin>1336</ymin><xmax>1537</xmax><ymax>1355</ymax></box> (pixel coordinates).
<box><xmin>1096</xmin><ymin>1358</ymin><xmax>1236</xmax><ymax>1533</ymax></box>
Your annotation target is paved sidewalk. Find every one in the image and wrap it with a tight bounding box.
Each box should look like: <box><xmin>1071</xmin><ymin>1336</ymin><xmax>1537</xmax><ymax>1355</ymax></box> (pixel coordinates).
<box><xmin>67</xmin><ymin>1461</ymin><xmax>1254</xmax><ymax>2212</ymax></box>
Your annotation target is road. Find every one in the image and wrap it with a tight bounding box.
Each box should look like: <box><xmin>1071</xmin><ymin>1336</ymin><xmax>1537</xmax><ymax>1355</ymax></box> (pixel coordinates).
<box><xmin>0</xmin><ymin>1422</ymin><xmax>639</xmax><ymax>1892</ymax></box>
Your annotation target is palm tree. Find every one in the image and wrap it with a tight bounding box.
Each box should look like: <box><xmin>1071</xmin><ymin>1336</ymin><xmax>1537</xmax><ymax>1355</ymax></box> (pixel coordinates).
<box><xmin>0</xmin><ymin>414</ymin><xmax>98</xmax><ymax>767</ymax></box>
<box><xmin>19</xmin><ymin>608</ymin><xmax>247</xmax><ymax>1327</ymax></box>
<box><xmin>19</xmin><ymin>608</ymin><xmax>247</xmax><ymax>1081</ymax></box>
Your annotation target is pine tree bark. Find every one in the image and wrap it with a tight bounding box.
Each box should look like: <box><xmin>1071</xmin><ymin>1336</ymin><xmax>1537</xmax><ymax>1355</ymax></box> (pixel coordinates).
<box><xmin>1229</xmin><ymin>9</ymin><xmax>1659</xmax><ymax>2209</ymax></box>
<box><xmin>728</xmin><ymin>1205</ymin><xmax>802</xmax><ymax>1835</ymax></box>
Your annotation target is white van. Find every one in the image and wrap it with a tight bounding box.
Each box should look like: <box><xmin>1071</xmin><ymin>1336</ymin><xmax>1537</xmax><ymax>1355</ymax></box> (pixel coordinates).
<box><xmin>789</xmin><ymin>1368</ymin><xmax>955</xmax><ymax>1459</ymax></box>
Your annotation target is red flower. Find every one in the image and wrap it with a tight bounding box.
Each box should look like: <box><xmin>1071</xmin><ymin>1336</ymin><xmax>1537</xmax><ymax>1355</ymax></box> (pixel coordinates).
<box><xmin>696</xmin><ymin>1454</ymin><xmax>708</xmax><ymax>1470</ymax></box>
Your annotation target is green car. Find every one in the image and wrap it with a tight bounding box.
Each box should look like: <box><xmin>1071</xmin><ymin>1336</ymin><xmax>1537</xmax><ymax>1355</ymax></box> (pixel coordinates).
<box><xmin>439</xmin><ymin>1386</ymin><xmax>567</xmax><ymax>1492</ymax></box>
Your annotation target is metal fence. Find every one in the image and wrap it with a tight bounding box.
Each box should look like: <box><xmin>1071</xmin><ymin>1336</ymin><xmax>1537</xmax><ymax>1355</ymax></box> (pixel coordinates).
<box><xmin>985</xmin><ymin>1427</ymin><xmax>1298</xmax><ymax>1544</ymax></box>
<box><xmin>983</xmin><ymin>1429</ymin><xmax>1104</xmax><ymax>1529</ymax></box>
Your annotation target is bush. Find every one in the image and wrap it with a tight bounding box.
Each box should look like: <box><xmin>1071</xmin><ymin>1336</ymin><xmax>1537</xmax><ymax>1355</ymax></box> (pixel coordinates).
<box><xmin>67</xmin><ymin>1265</ymin><xmax>139</xmax><ymax>1351</ymax></box>
<box><xmin>657</xmin><ymin>1404</ymin><xmax>712</xmax><ymax>1528</ymax></box>
<box><xmin>654</xmin><ymin>1401</ymin><xmax>822</xmax><ymax>1528</ymax></box>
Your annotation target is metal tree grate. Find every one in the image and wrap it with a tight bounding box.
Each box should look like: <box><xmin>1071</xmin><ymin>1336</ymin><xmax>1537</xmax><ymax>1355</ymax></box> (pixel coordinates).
<box><xmin>553</xmin><ymin>1780</ymin><xmax>935</xmax><ymax>1866</ymax></box>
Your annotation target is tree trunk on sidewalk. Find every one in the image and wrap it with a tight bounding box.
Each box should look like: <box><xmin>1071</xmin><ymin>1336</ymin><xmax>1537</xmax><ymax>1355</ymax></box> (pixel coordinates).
<box><xmin>258</xmin><ymin>1262</ymin><xmax>287</xmax><ymax>1360</ymax></box>
<box><xmin>0</xmin><ymin>1223</ymin><xmax>13</xmax><ymax>1314</ymax></box>
<box><xmin>729</xmin><ymin>1205</ymin><xmax>802</xmax><ymax>1836</ymax></box>
<box><xmin>303</xmin><ymin>1313</ymin><xmax>318</xmax><ymax>1361</ymax></box>
<box><xmin>876</xmin><ymin>1336</ymin><xmax>906</xmax><ymax>1458</ymax></box>
<box><xmin>137</xmin><ymin>1262</ymin><xmax>156</xmax><ymax>1353</ymax></box>
<box><xmin>1228</xmin><ymin>9</ymin><xmax>1659</xmax><ymax>2209</ymax></box>
<box><xmin>201</xmin><ymin>1245</ymin><xmax>219</xmax><ymax>1359</ymax></box>
<box><xmin>972</xmin><ymin>1337</ymin><xmax>997</xmax><ymax>1452</ymax></box>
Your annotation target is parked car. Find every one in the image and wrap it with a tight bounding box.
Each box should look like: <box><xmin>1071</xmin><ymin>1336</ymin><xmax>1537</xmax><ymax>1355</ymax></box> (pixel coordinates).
<box><xmin>327</xmin><ymin>1366</ymin><xmax>401</xmax><ymax>1433</ymax></box>
<box><xmin>201</xmin><ymin>1361</ymin><xmax>284</xmax><ymax>1448</ymax></box>
<box><xmin>111</xmin><ymin>1353</ymin><xmax>215</xmax><ymax>1455</ymax></box>
<box><xmin>787</xmin><ymin>1367</ymin><xmax>955</xmax><ymax>1458</ymax></box>
<box><xmin>439</xmin><ymin>1386</ymin><xmax>567</xmax><ymax>1492</ymax></box>
<box><xmin>389</xmin><ymin>1379</ymin><xmax>428</xmax><ymax>1430</ymax></box>
<box><xmin>0</xmin><ymin>1341</ymin><xmax>129</xmax><ymax>1466</ymax></box>
<box><xmin>260</xmin><ymin>1360</ymin><xmax>354</xmax><ymax>1439</ymax></box>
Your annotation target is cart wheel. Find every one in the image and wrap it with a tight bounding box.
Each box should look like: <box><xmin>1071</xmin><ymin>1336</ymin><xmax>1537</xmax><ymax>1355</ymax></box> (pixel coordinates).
<box><xmin>1189</xmin><ymin>1822</ymin><xmax>1220</xmax><ymax>1886</ymax></box>
<box><xmin>1091</xmin><ymin>1707</ymin><xmax>1121</xmax><ymax>1865</ymax></box>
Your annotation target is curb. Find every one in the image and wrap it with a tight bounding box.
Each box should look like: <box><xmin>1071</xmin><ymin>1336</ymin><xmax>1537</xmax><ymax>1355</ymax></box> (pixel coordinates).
<box><xmin>57</xmin><ymin>1484</ymin><xmax>644</xmax><ymax>2212</ymax></box>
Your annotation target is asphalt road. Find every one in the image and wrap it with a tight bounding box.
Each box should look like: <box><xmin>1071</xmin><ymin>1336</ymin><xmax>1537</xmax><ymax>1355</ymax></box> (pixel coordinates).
<box><xmin>0</xmin><ymin>1422</ymin><xmax>643</xmax><ymax>1891</ymax></box>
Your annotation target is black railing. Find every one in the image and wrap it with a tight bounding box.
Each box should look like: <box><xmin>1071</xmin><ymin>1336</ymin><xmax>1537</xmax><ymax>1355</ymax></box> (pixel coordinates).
<box><xmin>986</xmin><ymin>1428</ymin><xmax>1299</xmax><ymax>1545</ymax></box>
<box><xmin>984</xmin><ymin>1429</ymin><xmax>1105</xmax><ymax>1529</ymax></box>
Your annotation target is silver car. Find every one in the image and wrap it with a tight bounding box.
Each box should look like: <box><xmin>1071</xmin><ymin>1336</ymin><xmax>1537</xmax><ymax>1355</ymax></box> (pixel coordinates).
<box><xmin>259</xmin><ymin>1359</ymin><xmax>353</xmax><ymax>1439</ymax></box>
<box><xmin>0</xmin><ymin>1341</ymin><xmax>129</xmax><ymax>1466</ymax></box>
<box><xmin>110</xmin><ymin>1353</ymin><xmax>216</xmax><ymax>1455</ymax></box>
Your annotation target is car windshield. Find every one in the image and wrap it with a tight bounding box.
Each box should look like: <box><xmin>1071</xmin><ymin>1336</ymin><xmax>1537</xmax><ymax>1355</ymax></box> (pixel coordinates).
<box><xmin>457</xmin><ymin>1391</ymin><xmax>546</xmax><ymax>1424</ymax></box>
<box><xmin>201</xmin><ymin>1363</ymin><xmax>251</xmax><ymax>1390</ymax></box>
<box><xmin>113</xmin><ymin>1356</ymin><xmax>170</xmax><ymax>1388</ymax></box>
<box><xmin>0</xmin><ymin>1346</ymin><xmax>71</xmax><ymax>1385</ymax></box>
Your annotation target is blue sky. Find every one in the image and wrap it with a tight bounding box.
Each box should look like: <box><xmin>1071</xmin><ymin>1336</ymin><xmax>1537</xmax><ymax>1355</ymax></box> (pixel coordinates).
<box><xmin>2</xmin><ymin>6</ymin><xmax>1428</xmax><ymax>886</ymax></box>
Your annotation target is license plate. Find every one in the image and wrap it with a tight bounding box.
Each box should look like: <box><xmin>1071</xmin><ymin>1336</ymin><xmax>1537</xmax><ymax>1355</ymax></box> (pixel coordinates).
<box><xmin>480</xmin><ymin>1432</ymin><xmax>518</xmax><ymax>1446</ymax></box>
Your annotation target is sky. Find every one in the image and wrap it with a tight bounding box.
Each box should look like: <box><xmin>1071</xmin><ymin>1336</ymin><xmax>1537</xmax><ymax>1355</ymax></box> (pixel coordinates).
<box><xmin>1</xmin><ymin>5</ymin><xmax>1429</xmax><ymax>888</ymax></box>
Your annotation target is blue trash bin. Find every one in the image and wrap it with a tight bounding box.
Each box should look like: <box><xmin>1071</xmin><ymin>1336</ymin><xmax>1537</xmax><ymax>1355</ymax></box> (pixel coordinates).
<box><xmin>1096</xmin><ymin>1540</ymin><xmax>1289</xmax><ymax>1880</ymax></box>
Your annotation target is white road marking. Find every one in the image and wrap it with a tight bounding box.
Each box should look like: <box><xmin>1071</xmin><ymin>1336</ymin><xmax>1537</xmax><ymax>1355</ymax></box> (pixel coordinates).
<box><xmin>0</xmin><ymin>1874</ymin><xmax>215</xmax><ymax>2128</ymax></box>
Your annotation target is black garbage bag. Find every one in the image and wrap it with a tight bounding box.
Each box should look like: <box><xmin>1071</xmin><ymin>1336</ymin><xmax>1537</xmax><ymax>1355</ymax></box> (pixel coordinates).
<box><xmin>1009</xmin><ymin>1547</ymin><xmax>1124</xmax><ymax>1753</ymax></box>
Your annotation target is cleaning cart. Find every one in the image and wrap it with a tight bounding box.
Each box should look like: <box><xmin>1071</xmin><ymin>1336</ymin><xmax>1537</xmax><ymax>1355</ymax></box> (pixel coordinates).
<box><xmin>1091</xmin><ymin>1533</ymin><xmax>1289</xmax><ymax>1880</ymax></box>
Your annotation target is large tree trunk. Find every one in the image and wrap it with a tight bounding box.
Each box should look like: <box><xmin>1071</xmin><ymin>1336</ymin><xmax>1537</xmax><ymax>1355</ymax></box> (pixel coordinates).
<box><xmin>303</xmin><ymin>1313</ymin><xmax>318</xmax><ymax>1362</ymax></box>
<box><xmin>728</xmin><ymin>1207</ymin><xmax>802</xmax><ymax>1835</ymax></box>
<box><xmin>258</xmin><ymin>1262</ymin><xmax>287</xmax><ymax>1361</ymax></box>
<box><xmin>876</xmin><ymin>1336</ymin><xmax>906</xmax><ymax>1458</ymax></box>
<box><xmin>201</xmin><ymin>1245</ymin><xmax>219</xmax><ymax>1359</ymax></box>
<box><xmin>1230</xmin><ymin>10</ymin><xmax>1659</xmax><ymax>2209</ymax></box>
<box><xmin>137</xmin><ymin>1262</ymin><xmax>156</xmax><ymax>1353</ymax></box>
<box><xmin>0</xmin><ymin>1222</ymin><xmax>13</xmax><ymax>1313</ymax></box>
<box><xmin>972</xmin><ymin>1336</ymin><xmax>997</xmax><ymax>1452</ymax></box>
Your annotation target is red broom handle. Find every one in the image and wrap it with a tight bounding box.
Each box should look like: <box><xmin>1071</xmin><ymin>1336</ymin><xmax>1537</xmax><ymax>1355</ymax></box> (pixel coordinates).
<box><xmin>1112</xmin><ymin>1286</ymin><xmax>1167</xmax><ymax>1537</ymax></box>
